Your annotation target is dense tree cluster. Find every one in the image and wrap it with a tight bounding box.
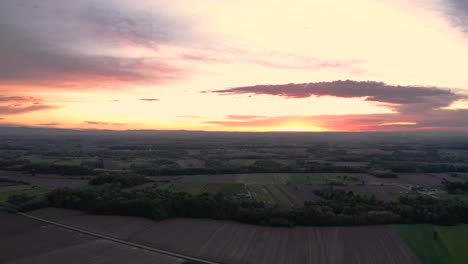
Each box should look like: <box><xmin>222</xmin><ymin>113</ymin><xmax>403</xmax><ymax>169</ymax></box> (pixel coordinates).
<box><xmin>442</xmin><ymin>179</ymin><xmax>468</xmax><ymax>194</ymax></box>
<box><xmin>0</xmin><ymin>159</ymin><xmax>30</xmax><ymax>170</ymax></box>
<box><xmin>46</xmin><ymin>187</ymin><xmax>245</xmax><ymax>221</ymax></box>
<box><xmin>23</xmin><ymin>163</ymin><xmax>94</xmax><ymax>176</ymax></box>
<box><xmin>0</xmin><ymin>157</ymin><xmax>366</xmax><ymax>177</ymax></box>
<box><xmin>0</xmin><ymin>158</ymin><xmax>101</xmax><ymax>176</ymax></box>
<box><xmin>378</xmin><ymin>162</ymin><xmax>468</xmax><ymax>173</ymax></box>
<box><xmin>25</xmin><ymin>186</ymin><xmax>468</xmax><ymax>227</ymax></box>
<box><xmin>0</xmin><ymin>178</ymin><xmax>28</xmax><ymax>185</ymax></box>
<box><xmin>89</xmin><ymin>174</ymin><xmax>151</xmax><ymax>188</ymax></box>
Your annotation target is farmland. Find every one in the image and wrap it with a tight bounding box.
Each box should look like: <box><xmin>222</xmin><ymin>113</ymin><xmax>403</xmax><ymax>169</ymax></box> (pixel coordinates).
<box><xmin>246</xmin><ymin>184</ymin><xmax>297</xmax><ymax>208</ymax></box>
<box><xmin>394</xmin><ymin>224</ymin><xmax>468</xmax><ymax>264</ymax></box>
<box><xmin>28</xmin><ymin>208</ymin><xmax>420</xmax><ymax>264</ymax></box>
<box><xmin>146</xmin><ymin>173</ymin><xmax>388</xmax><ymax>208</ymax></box>
<box><xmin>0</xmin><ymin>170</ymin><xmax>89</xmax><ymax>189</ymax></box>
<box><xmin>1</xmin><ymin>129</ymin><xmax>468</xmax><ymax>263</ymax></box>
<box><xmin>0</xmin><ymin>211</ymin><xmax>183</xmax><ymax>264</ymax></box>
<box><xmin>145</xmin><ymin>171</ymin><xmax>451</xmax><ymax>207</ymax></box>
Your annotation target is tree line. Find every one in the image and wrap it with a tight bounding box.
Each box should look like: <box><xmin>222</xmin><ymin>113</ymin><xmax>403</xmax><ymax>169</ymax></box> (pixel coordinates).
<box><xmin>10</xmin><ymin>186</ymin><xmax>468</xmax><ymax>227</ymax></box>
<box><xmin>442</xmin><ymin>179</ymin><xmax>468</xmax><ymax>194</ymax></box>
<box><xmin>89</xmin><ymin>174</ymin><xmax>151</xmax><ymax>188</ymax></box>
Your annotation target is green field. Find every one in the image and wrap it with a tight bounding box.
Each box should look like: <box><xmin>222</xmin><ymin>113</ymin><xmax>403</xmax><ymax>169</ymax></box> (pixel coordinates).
<box><xmin>246</xmin><ymin>184</ymin><xmax>300</xmax><ymax>208</ymax></box>
<box><xmin>201</xmin><ymin>183</ymin><xmax>247</xmax><ymax>196</ymax></box>
<box><xmin>0</xmin><ymin>185</ymin><xmax>49</xmax><ymax>204</ymax></box>
<box><xmin>171</xmin><ymin>182</ymin><xmax>248</xmax><ymax>197</ymax></box>
<box><xmin>186</xmin><ymin>175</ymin><xmax>209</xmax><ymax>183</ymax></box>
<box><xmin>432</xmin><ymin>193</ymin><xmax>468</xmax><ymax>201</ymax></box>
<box><xmin>287</xmin><ymin>174</ymin><xmax>321</xmax><ymax>184</ymax></box>
<box><xmin>53</xmin><ymin>159</ymin><xmax>82</xmax><ymax>166</ymax></box>
<box><xmin>453</xmin><ymin>173</ymin><xmax>468</xmax><ymax>180</ymax></box>
<box><xmin>394</xmin><ymin>224</ymin><xmax>468</xmax><ymax>264</ymax></box>
<box><xmin>325</xmin><ymin>175</ymin><xmax>364</xmax><ymax>185</ymax></box>
<box><xmin>266</xmin><ymin>184</ymin><xmax>300</xmax><ymax>208</ymax></box>
<box><xmin>172</xmin><ymin>182</ymin><xmax>206</xmax><ymax>195</ymax></box>
<box><xmin>247</xmin><ymin>184</ymin><xmax>277</xmax><ymax>205</ymax></box>
<box><xmin>288</xmin><ymin>173</ymin><xmax>363</xmax><ymax>185</ymax></box>
<box><xmin>177</xmin><ymin>173</ymin><xmax>363</xmax><ymax>186</ymax></box>
<box><xmin>236</xmin><ymin>173</ymin><xmax>362</xmax><ymax>185</ymax></box>
<box><xmin>23</xmin><ymin>155</ymin><xmax>56</xmax><ymax>164</ymax></box>
<box><xmin>237</xmin><ymin>173</ymin><xmax>290</xmax><ymax>184</ymax></box>
<box><xmin>228</xmin><ymin>159</ymin><xmax>257</xmax><ymax>166</ymax></box>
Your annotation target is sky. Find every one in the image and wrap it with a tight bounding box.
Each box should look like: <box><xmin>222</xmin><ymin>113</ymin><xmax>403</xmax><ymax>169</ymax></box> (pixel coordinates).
<box><xmin>1</xmin><ymin>0</ymin><xmax>468</xmax><ymax>132</ymax></box>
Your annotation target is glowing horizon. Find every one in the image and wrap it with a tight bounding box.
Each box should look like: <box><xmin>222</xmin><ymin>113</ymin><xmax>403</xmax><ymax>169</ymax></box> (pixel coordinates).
<box><xmin>1</xmin><ymin>0</ymin><xmax>468</xmax><ymax>132</ymax></box>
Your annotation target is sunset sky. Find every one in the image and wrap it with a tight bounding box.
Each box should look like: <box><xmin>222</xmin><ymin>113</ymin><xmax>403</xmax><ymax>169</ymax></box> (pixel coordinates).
<box><xmin>1</xmin><ymin>0</ymin><xmax>468</xmax><ymax>131</ymax></box>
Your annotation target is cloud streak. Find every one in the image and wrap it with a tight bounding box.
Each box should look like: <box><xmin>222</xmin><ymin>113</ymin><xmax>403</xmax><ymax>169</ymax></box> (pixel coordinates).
<box><xmin>0</xmin><ymin>105</ymin><xmax>56</xmax><ymax>115</ymax></box>
<box><xmin>37</xmin><ymin>122</ymin><xmax>61</xmax><ymax>126</ymax></box>
<box><xmin>212</xmin><ymin>80</ymin><xmax>455</xmax><ymax>103</ymax></box>
<box><xmin>182</xmin><ymin>45</ymin><xmax>363</xmax><ymax>73</ymax></box>
<box><xmin>139</xmin><ymin>98</ymin><xmax>159</xmax><ymax>102</ymax></box>
<box><xmin>84</xmin><ymin>121</ymin><xmax>125</xmax><ymax>126</ymax></box>
<box><xmin>0</xmin><ymin>96</ymin><xmax>42</xmax><ymax>103</ymax></box>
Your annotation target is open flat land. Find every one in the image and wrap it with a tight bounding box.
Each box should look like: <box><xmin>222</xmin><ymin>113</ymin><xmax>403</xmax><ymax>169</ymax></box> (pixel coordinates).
<box><xmin>1</xmin><ymin>130</ymin><xmax>468</xmax><ymax>264</ymax></box>
<box><xmin>0</xmin><ymin>211</ymin><xmax>183</xmax><ymax>264</ymax></box>
<box><xmin>30</xmin><ymin>208</ymin><xmax>420</xmax><ymax>264</ymax></box>
<box><xmin>0</xmin><ymin>171</ymin><xmax>89</xmax><ymax>189</ymax></box>
<box><xmin>143</xmin><ymin>172</ymin><xmax>463</xmax><ymax>206</ymax></box>
<box><xmin>359</xmin><ymin>173</ymin><xmax>462</xmax><ymax>187</ymax></box>
<box><xmin>394</xmin><ymin>224</ymin><xmax>468</xmax><ymax>264</ymax></box>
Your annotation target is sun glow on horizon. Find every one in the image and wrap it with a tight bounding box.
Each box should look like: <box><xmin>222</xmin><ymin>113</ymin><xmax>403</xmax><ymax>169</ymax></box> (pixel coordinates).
<box><xmin>273</xmin><ymin>122</ymin><xmax>325</xmax><ymax>132</ymax></box>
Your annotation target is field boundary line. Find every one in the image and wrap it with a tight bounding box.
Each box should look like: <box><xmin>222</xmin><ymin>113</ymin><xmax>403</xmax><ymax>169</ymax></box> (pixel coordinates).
<box><xmin>275</xmin><ymin>184</ymin><xmax>300</xmax><ymax>207</ymax></box>
<box><xmin>16</xmin><ymin>211</ymin><xmax>222</xmax><ymax>264</ymax></box>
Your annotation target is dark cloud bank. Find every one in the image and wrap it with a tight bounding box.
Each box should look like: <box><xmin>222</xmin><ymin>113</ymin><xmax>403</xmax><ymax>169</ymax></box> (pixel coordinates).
<box><xmin>0</xmin><ymin>0</ymin><xmax>188</xmax><ymax>88</ymax></box>
<box><xmin>210</xmin><ymin>80</ymin><xmax>468</xmax><ymax>130</ymax></box>
<box><xmin>445</xmin><ymin>0</ymin><xmax>468</xmax><ymax>32</ymax></box>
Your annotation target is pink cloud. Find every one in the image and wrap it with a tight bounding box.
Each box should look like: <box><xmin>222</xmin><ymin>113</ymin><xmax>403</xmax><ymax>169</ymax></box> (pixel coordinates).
<box><xmin>205</xmin><ymin>109</ymin><xmax>468</xmax><ymax>131</ymax></box>
<box><xmin>0</xmin><ymin>105</ymin><xmax>56</xmax><ymax>115</ymax></box>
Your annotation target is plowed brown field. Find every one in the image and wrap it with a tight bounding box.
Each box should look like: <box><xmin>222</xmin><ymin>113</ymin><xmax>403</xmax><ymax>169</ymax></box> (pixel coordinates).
<box><xmin>0</xmin><ymin>211</ymin><xmax>182</xmax><ymax>264</ymax></box>
<box><xmin>30</xmin><ymin>208</ymin><xmax>420</xmax><ymax>264</ymax></box>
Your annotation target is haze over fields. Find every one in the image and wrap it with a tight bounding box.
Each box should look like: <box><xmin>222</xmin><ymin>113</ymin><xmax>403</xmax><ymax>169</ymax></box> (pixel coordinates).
<box><xmin>1</xmin><ymin>0</ymin><xmax>468</xmax><ymax>131</ymax></box>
